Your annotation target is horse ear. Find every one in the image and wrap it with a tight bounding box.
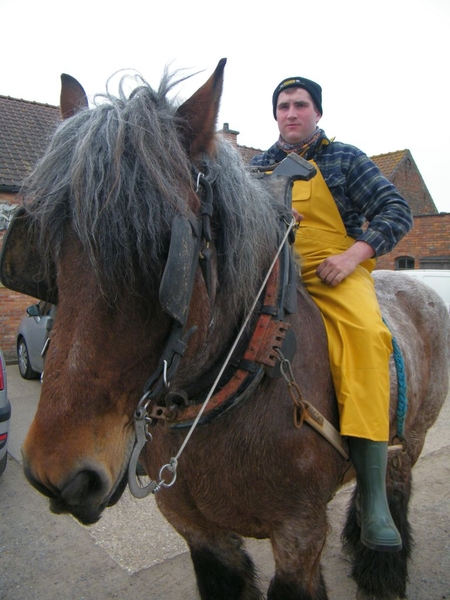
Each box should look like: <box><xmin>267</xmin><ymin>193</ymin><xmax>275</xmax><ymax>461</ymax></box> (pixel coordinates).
<box><xmin>176</xmin><ymin>58</ymin><xmax>227</xmax><ymax>157</ymax></box>
<box><xmin>60</xmin><ymin>74</ymin><xmax>88</xmax><ymax>120</ymax></box>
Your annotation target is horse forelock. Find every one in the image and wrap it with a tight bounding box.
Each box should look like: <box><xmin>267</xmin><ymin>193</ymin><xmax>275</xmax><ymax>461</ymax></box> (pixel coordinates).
<box><xmin>22</xmin><ymin>70</ymin><xmax>281</xmax><ymax>313</ymax></box>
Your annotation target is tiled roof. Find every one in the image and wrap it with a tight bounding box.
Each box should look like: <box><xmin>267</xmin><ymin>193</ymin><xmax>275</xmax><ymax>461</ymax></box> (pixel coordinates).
<box><xmin>371</xmin><ymin>150</ymin><xmax>408</xmax><ymax>178</ymax></box>
<box><xmin>0</xmin><ymin>95</ymin><xmax>59</xmax><ymax>190</ymax></box>
<box><xmin>0</xmin><ymin>104</ymin><xmax>431</xmax><ymax>215</ymax></box>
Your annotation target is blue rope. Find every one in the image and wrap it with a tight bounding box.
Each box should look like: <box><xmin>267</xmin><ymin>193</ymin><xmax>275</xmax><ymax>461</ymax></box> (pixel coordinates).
<box><xmin>383</xmin><ymin>318</ymin><xmax>408</xmax><ymax>436</ymax></box>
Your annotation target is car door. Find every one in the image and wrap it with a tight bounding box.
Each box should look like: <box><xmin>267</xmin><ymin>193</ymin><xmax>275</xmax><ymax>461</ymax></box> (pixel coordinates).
<box><xmin>22</xmin><ymin>301</ymin><xmax>53</xmax><ymax>373</ymax></box>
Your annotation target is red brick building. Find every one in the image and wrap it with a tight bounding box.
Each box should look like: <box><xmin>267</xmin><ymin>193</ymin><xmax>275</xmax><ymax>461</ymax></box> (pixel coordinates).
<box><xmin>369</xmin><ymin>150</ymin><xmax>449</xmax><ymax>270</ymax></box>
<box><xmin>0</xmin><ymin>96</ymin><xmax>59</xmax><ymax>358</ymax></box>
<box><xmin>0</xmin><ymin>103</ymin><xmax>448</xmax><ymax>358</ymax></box>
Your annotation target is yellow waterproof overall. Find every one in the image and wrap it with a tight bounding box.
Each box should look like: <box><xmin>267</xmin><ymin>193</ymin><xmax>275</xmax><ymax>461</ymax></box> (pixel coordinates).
<box><xmin>293</xmin><ymin>163</ymin><xmax>392</xmax><ymax>441</ymax></box>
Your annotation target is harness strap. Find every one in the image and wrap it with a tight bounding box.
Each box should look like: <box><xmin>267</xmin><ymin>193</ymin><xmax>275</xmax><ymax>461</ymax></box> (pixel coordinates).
<box><xmin>141</xmin><ymin>170</ymin><xmax>214</xmax><ymax>405</ymax></box>
<box><xmin>150</xmin><ymin>259</ymin><xmax>291</xmax><ymax>425</ymax></box>
<box><xmin>302</xmin><ymin>402</ymin><xmax>350</xmax><ymax>460</ymax></box>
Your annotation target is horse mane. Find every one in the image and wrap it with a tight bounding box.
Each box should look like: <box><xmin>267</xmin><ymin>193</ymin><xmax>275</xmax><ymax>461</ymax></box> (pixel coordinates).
<box><xmin>22</xmin><ymin>70</ymin><xmax>282</xmax><ymax>314</ymax></box>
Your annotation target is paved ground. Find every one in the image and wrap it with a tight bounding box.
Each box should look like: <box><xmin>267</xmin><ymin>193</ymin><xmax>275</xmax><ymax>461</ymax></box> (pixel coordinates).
<box><xmin>1</xmin><ymin>364</ymin><xmax>449</xmax><ymax>599</ymax></box>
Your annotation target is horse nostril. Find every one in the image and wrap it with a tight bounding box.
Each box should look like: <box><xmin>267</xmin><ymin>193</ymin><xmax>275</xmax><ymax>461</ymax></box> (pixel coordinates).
<box><xmin>60</xmin><ymin>469</ymin><xmax>107</xmax><ymax>506</ymax></box>
<box><xmin>23</xmin><ymin>463</ymin><xmax>58</xmax><ymax>499</ymax></box>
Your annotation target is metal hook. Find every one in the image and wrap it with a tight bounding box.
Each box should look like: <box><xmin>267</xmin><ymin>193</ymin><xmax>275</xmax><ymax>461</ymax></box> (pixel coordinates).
<box><xmin>196</xmin><ymin>172</ymin><xmax>204</xmax><ymax>192</ymax></box>
<box><xmin>163</xmin><ymin>359</ymin><xmax>169</xmax><ymax>388</ymax></box>
<box><xmin>128</xmin><ymin>409</ymin><xmax>157</xmax><ymax>498</ymax></box>
<box><xmin>277</xmin><ymin>348</ymin><xmax>295</xmax><ymax>384</ymax></box>
<box><xmin>137</xmin><ymin>389</ymin><xmax>152</xmax><ymax>412</ymax></box>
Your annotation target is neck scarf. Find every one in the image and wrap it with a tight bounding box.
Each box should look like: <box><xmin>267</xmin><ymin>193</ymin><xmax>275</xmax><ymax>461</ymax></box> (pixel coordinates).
<box><xmin>277</xmin><ymin>127</ymin><xmax>323</xmax><ymax>157</ymax></box>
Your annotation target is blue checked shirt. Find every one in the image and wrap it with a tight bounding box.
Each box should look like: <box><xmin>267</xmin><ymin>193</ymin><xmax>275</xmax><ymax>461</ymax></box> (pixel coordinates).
<box><xmin>250</xmin><ymin>131</ymin><xmax>413</xmax><ymax>257</ymax></box>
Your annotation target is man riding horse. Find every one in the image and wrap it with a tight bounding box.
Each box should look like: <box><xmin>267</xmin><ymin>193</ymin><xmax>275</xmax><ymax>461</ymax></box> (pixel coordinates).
<box><xmin>251</xmin><ymin>76</ymin><xmax>413</xmax><ymax>551</ymax></box>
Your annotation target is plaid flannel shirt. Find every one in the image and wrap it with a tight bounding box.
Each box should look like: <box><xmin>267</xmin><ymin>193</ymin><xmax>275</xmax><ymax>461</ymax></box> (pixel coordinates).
<box><xmin>250</xmin><ymin>131</ymin><xmax>413</xmax><ymax>257</ymax></box>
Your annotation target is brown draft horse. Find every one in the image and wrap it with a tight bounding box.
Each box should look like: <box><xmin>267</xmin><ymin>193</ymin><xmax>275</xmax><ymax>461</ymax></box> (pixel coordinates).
<box><xmin>13</xmin><ymin>60</ymin><xmax>450</xmax><ymax>599</ymax></box>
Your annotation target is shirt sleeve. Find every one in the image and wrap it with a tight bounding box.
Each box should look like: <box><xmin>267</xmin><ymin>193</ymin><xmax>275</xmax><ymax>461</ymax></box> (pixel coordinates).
<box><xmin>345</xmin><ymin>151</ymin><xmax>413</xmax><ymax>257</ymax></box>
<box><xmin>250</xmin><ymin>152</ymin><xmax>269</xmax><ymax>166</ymax></box>
<box><xmin>250</xmin><ymin>143</ymin><xmax>285</xmax><ymax>167</ymax></box>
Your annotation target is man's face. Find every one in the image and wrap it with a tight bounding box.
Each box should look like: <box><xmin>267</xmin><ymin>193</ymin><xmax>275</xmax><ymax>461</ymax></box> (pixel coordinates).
<box><xmin>276</xmin><ymin>87</ymin><xmax>321</xmax><ymax>144</ymax></box>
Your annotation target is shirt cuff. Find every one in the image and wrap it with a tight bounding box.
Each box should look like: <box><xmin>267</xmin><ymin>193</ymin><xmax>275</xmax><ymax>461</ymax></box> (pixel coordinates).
<box><xmin>357</xmin><ymin>229</ymin><xmax>386</xmax><ymax>257</ymax></box>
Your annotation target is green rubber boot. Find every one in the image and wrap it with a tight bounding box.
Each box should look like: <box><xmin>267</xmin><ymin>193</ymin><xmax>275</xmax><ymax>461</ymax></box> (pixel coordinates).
<box><xmin>348</xmin><ymin>437</ymin><xmax>402</xmax><ymax>552</ymax></box>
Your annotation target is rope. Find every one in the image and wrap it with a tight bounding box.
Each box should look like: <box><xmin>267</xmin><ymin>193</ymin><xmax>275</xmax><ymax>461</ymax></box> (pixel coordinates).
<box><xmin>383</xmin><ymin>318</ymin><xmax>408</xmax><ymax>436</ymax></box>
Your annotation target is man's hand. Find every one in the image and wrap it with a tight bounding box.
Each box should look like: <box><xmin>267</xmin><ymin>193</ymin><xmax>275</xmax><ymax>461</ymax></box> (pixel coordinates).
<box><xmin>316</xmin><ymin>241</ymin><xmax>374</xmax><ymax>287</ymax></box>
<box><xmin>292</xmin><ymin>208</ymin><xmax>304</xmax><ymax>223</ymax></box>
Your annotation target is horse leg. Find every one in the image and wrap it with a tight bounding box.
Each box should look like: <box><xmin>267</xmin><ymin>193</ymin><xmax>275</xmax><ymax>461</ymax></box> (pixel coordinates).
<box><xmin>186</xmin><ymin>530</ymin><xmax>264</xmax><ymax>600</ymax></box>
<box><xmin>267</xmin><ymin>518</ymin><xmax>329</xmax><ymax>600</ymax></box>
<box><xmin>342</xmin><ymin>453</ymin><xmax>413</xmax><ymax>599</ymax></box>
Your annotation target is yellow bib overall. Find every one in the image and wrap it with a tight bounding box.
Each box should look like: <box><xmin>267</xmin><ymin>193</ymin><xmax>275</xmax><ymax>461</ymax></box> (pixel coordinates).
<box><xmin>293</xmin><ymin>163</ymin><xmax>392</xmax><ymax>441</ymax></box>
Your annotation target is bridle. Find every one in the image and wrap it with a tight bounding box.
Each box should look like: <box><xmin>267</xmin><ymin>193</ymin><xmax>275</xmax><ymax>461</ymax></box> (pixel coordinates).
<box><xmin>127</xmin><ymin>207</ymin><xmax>298</xmax><ymax>497</ymax></box>
<box><xmin>135</xmin><ymin>170</ymin><xmax>214</xmax><ymax>412</ymax></box>
<box><xmin>127</xmin><ymin>154</ymin><xmax>316</xmax><ymax>498</ymax></box>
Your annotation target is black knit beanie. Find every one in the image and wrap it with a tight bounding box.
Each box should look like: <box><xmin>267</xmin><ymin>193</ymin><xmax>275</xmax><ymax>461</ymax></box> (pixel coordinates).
<box><xmin>272</xmin><ymin>77</ymin><xmax>323</xmax><ymax>119</ymax></box>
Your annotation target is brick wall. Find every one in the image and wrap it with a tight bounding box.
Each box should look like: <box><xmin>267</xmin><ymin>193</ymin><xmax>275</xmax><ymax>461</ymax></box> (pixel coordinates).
<box><xmin>0</xmin><ymin>214</ymin><xmax>39</xmax><ymax>360</ymax></box>
<box><xmin>220</xmin><ymin>125</ymin><xmax>261</xmax><ymax>164</ymax></box>
<box><xmin>375</xmin><ymin>214</ymin><xmax>450</xmax><ymax>270</ymax></box>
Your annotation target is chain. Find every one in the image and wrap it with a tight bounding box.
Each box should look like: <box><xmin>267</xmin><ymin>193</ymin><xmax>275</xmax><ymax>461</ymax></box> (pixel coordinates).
<box><xmin>277</xmin><ymin>348</ymin><xmax>307</xmax><ymax>429</ymax></box>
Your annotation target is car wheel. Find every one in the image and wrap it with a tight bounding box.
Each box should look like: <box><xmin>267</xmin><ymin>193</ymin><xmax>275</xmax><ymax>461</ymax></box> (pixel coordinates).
<box><xmin>0</xmin><ymin>453</ymin><xmax>7</xmax><ymax>477</ymax></box>
<box><xmin>17</xmin><ymin>338</ymin><xmax>39</xmax><ymax>380</ymax></box>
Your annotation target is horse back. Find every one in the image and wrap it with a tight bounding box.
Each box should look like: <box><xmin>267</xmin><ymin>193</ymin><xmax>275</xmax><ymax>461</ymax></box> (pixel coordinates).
<box><xmin>374</xmin><ymin>270</ymin><xmax>450</xmax><ymax>459</ymax></box>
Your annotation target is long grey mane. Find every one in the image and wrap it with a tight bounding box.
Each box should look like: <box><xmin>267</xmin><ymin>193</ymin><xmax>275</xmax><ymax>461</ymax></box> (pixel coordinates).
<box><xmin>22</xmin><ymin>70</ymin><xmax>282</xmax><ymax>315</ymax></box>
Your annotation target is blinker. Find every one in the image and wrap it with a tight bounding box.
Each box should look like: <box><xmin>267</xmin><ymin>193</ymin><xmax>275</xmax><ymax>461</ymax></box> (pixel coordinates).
<box><xmin>159</xmin><ymin>214</ymin><xmax>200</xmax><ymax>326</ymax></box>
<box><xmin>0</xmin><ymin>207</ymin><xmax>58</xmax><ymax>304</ymax></box>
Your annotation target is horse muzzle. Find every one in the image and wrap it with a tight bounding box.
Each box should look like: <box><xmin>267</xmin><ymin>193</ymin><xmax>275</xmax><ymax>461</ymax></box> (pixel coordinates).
<box><xmin>23</xmin><ymin>458</ymin><xmax>129</xmax><ymax>525</ymax></box>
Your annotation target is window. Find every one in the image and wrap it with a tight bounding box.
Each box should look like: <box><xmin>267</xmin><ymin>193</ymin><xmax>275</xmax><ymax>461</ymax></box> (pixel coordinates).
<box><xmin>395</xmin><ymin>256</ymin><xmax>415</xmax><ymax>270</ymax></box>
<box><xmin>420</xmin><ymin>257</ymin><xmax>450</xmax><ymax>269</ymax></box>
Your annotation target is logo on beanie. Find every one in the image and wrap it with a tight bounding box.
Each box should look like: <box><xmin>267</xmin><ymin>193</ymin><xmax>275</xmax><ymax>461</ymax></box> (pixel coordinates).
<box><xmin>279</xmin><ymin>78</ymin><xmax>304</xmax><ymax>91</ymax></box>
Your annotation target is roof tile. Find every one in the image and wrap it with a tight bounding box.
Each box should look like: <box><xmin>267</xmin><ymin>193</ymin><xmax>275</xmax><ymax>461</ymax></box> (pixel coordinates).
<box><xmin>0</xmin><ymin>95</ymin><xmax>59</xmax><ymax>189</ymax></box>
<box><xmin>371</xmin><ymin>150</ymin><xmax>407</xmax><ymax>178</ymax></box>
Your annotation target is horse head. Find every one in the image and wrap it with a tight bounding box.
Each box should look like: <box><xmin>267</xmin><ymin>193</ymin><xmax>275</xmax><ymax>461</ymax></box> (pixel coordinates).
<box><xmin>20</xmin><ymin>60</ymin><xmax>282</xmax><ymax>524</ymax></box>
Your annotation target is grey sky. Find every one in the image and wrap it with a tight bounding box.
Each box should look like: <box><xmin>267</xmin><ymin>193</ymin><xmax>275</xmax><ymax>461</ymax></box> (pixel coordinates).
<box><xmin>2</xmin><ymin>0</ymin><xmax>449</xmax><ymax>211</ymax></box>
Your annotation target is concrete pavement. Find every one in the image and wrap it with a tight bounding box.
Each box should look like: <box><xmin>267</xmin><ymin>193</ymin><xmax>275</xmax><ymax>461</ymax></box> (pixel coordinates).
<box><xmin>1</xmin><ymin>363</ymin><xmax>449</xmax><ymax>599</ymax></box>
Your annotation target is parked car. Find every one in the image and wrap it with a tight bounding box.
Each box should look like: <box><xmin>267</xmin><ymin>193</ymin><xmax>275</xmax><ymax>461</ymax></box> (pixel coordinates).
<box><xmin>0</xmin><ymin>348</ymin><xmax>11</xmax><ymax>476</ymax></box>
<box><xmin>16</xmin><ymin>301</ymin><xmax>55</xmax><ymax>380</ymax></box>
